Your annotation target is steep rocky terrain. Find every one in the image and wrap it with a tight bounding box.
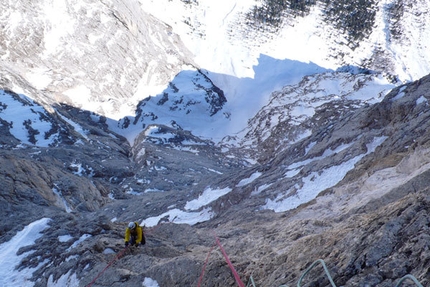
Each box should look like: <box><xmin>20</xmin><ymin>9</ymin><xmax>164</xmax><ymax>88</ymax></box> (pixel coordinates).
<box><xmin>0</xmin><ymin>0</ymin><xmax>197</xmax><ymax>118</ymax></box>
<box><xmin>1</xmin><ymin>73</ymin><xmax>430</xmax><ymax>287</ymax></box>
<box><xmin>2</xmin><ymin>0</ymin><xmax>430</xmax><ymax>287</ymax></box>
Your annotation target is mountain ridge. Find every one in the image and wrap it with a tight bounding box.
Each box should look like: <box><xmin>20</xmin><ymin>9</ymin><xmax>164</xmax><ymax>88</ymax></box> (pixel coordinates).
<box><xmin>1</xmin><ymin>0</ymin><xmax>430</xmax><ymax>286</ymax></box>
<box><xmin>2</xmin><ymin>69</ymin><xmax>430</xmax><ymax>287</ymax></box>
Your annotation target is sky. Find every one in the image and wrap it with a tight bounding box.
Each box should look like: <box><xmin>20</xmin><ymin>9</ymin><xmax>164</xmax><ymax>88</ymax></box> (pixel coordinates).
<box><xmin>1</xmin><ymin>0</ymin><xmax>430</xmax><ymax>286</ymax></box>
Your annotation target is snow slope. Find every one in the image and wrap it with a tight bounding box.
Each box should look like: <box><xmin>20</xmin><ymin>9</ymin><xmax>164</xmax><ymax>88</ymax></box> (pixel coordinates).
<box><xmin>140</xmin><ymin>0</ymin><xmax>430</xmax><ymax>82</ymax></box>
<box><xmin>116</xmin><ymin>0</ymin><xmax>430</xmax><ymax>143</ymax></box>
<box><xmin>0</xmin><ymin>218</ymin><xmax>51</xmax><ymax>287</ymax></box>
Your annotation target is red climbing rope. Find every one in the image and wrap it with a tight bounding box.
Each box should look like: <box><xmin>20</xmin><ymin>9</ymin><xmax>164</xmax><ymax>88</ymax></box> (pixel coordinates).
<box><xmin>85</xmin><ymin>245</ymin><xmax>129</xmax><ymax>287</ymax></box>
<box><xmin>198</xmin><ymin>235</ymin><xmax>246</xmax><ymax>287</ymax></box>
<box><xmin>197</xmin><ymin>243</ymin><xmax>217</xmax><ymax>287</ymax></box>
<box><xmin>215</xmin><ymin>236</ymin><xmax>246</xmax><ymax>287</ymax></box>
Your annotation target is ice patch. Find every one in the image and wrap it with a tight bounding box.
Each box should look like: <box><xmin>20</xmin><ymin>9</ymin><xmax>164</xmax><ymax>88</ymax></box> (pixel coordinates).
<box><xmin>236</xmin><ymin>172</ymin><xmax>262</xmax><ymax>187</ymax></box>
<box><xmin>58</xmin><ymin>235</ymin><xmax>73</xmax><ymax>243</ymax></box>
<box><xmin>264</xmin><ymin>136</ymin><xmax>388</xmax><ymax>212</ymax></box>
<box><xmin>143</xmin><ymin>277</ymin><xmax>160</xmax><ymax>287</ymax></box>
<box><xmin>185</xmin><ymin>187</ymin><xmax>232</xmax><ymax>210</ymax></box>
<box><xmin>141</xmin><ymin>208</ymin><xmax>213</xmax><ymax>227</ymax></box>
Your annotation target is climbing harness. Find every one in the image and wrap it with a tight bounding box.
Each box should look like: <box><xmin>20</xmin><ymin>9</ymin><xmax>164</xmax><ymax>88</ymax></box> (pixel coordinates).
<box><xmin>85</xmin><ymin>245</ymin><xmax>129</xmax><ymax>287</ymax></box>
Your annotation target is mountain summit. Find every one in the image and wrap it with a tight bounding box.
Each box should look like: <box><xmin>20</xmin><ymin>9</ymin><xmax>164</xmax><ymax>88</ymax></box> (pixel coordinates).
<box><xmin>1</xmin><ymin>0</ymin><xmax>430</xmax><ymax>286</ymax></box>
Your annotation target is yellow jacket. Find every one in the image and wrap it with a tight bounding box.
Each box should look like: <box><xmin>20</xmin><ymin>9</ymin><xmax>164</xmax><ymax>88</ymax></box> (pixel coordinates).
<box><xmin>124</xmin><ymin>222</ymin><xmax>144</xmax><ymax>244</ymax></box>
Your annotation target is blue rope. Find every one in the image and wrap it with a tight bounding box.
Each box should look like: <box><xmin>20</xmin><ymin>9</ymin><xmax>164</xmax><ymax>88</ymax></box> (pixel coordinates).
<box><xmin>297</xmin><ymin>259</ymin><xmax>337</xmax><ymax>287</ymax></box>
<box><xmin>246</xmin><ymin>259</ymin><xmax>424</xmax><ymax>287</ymax></box>
<box><xmin>246</xmin><ymin>275</ymin><xmax>256</xmax><ymax>287</ymax></box>
<box><xmin>395</xmin><ymin>274</ymin><xmax>424</xmax><ymax>287</ymax></box>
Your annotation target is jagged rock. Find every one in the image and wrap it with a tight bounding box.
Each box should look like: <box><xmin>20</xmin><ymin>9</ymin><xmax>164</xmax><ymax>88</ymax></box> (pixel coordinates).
<box><xmin>3</xmin><ymin>74</ymin><xmax>430</xmax><ymax>287</ymax></box>
<box><xmin>2</xmin><ymin>1</ymin><xmax>430</xmax><ymax>286</ymax></box>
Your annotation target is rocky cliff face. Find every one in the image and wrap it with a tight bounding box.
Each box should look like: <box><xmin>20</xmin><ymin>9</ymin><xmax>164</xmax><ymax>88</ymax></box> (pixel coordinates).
<box><xmin>1</xmin><ymin>74</ymin><xmax>430</xmax><ymax>287</ymax></box>
<box><xmin>0</xmin><ymin>0</ymin><xmax>197</xmax><ymax>118</ymax></box>
<box><xmin>2</xmin><ymin>0</ymin><xmax>430</xmax><ymax>287</ymax></box>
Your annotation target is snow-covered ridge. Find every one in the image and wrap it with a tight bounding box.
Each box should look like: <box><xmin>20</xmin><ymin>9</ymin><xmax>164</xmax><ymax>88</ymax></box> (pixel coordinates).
<box><xmin>140</xmin><ymin>0</ymin><xmax>430</xmax><ymax>82</ymax></box>
<box><xmin>236</xmin><ymin>71</ymin><xmax>395</xmax><ymax>149</ymax></box>
<box><xmin>2</xmin><ymin>0</ymin><xmax>430</xmax><ymax>146</ymax></box>
<box><xmin>1</xmin><ymin>1</ymin><xmax>430</xmax><ymax>285</ymax></box>
<box><xmin>0</xmin><ymin>90</ymin><xmax>61</xmax><ymax>147</ymax></box>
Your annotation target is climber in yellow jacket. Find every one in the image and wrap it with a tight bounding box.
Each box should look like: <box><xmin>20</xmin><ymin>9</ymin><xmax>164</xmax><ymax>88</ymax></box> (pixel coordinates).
<box><xmin>124</xmin><ymin>222</ymin><xmax>145</xmax><ymax>247</ymax></box>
